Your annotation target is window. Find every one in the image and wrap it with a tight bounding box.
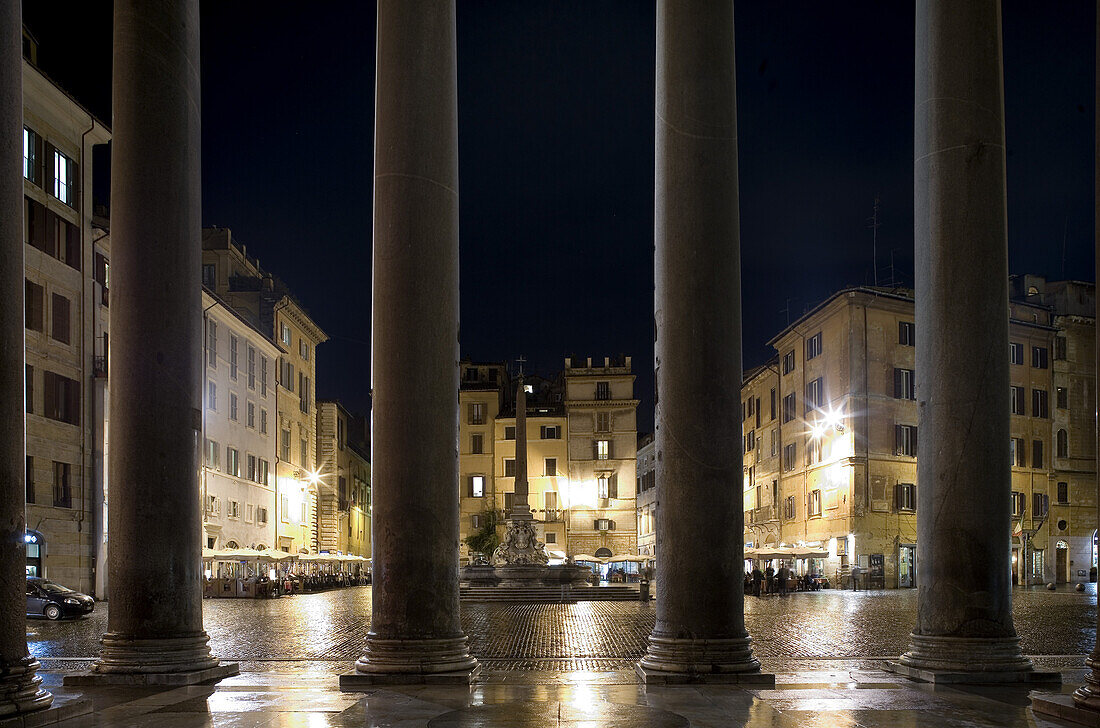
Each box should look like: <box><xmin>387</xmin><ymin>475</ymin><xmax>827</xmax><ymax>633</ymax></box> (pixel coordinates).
<box><xmin>540</xmin><ymin>425</ymin><xmax>560</xmax><ymax>439</ymax></box>
<box><xmin>299</xmin><ymin>339</ymin><xmax>309</xmax><ymax>361</ymax></box>
<box><xmin>504</xmin><ymin>426</ymin><xmax>516</xmax><ymax>440</ymax></box>
<box><xmin>1010</xmin><ymin>342</ymin><xmax>1023</xmax><ymax>365</ymax></box>
<box><xmin>596</xmin><ymin>519</ymin><xmax>611</xmax><ymax>531</ymax></box>
<box><xmin>807</xmin><ymin>436</ymin><xmax>821</xmax><ymax>465</ymax></box>
<box><xmin>260</xmin><ymin>356</ymin><xmax>268</xmax><ymax>396</ymax></box>
<box><xmin>595</xmin><ymin>381</ymin><xmax>611</xmax><ymax>400</ymax></box>
<box><xmin>545</xmin><ymin>491</ymin><xmax>557</xmax><ymax>511</ymax></box>
<box><xmin>544</xmin><ymin>457</ymin><xmax>557</xmax><ymax>476</ymax></box>
<box><xmin>771</xmin><ymin>479</ymin><xmax>779</xmax><ymax>507</ymax></box>
<box><xmin>1032</xmin><ymin>439</ymin><xmax>1044</xmax><ymax>469</ymax></box>
<box><xmin>596</xmin><ymin>412</ymin><xmax>611</xmax><ymax>432</ymax></box>
<box><xmin>808</xmin><ymin>489</ymin><xmax>822</xmax><ymax>517</ymax></box>
<box><xmin>893</xmin><ymin>368</ymin><xmax>915</xmax><ymax>400</ymax></box>
<box><xmin>1057</xmin><ymin>482</ymin><xmax>1069</xmax><ymax>504</ymax></box>
<box><xmin>545</xmin><ymin>532</ymin><xmax>557</xmax><ymax>544</ymax></box>
<box><xmin>1010</xmin><ymin>437</ymin><xmax>1026</xmax><ymax>467</ymax></box>
<box><xmin>280</xmin><ymin>495</ymin><xmax>289</xmax><ymax>522</ymax></box>
<box><xmin>469</xmin><ymin>475</ymin><xmax>485</xmax><ymax>498</ymax></box>
<box><xmin>782</xmin><ymin>393</ymin><xmax>795</xmax><ymax>423</ymax></box>
<box><xmin>769</xmin><ymin>388</ymin><xmax>776</xmax><ymax>420</ymax></box>
<box><xmin>743</xmin><ymin>397</ymin><xmax>754</xmax><ymax>421</ymax></box>
<box><xmin>1032</xmin><ymin>346</ymin><xmax>1049</xmax><ymax>369</ymax></box>
<box><xmin>50</xmin><ymin>293</ymin><xmax>70</xmax><ymax>344</ymax></box>
<box><xmin>471</xmin><ymin>433</ymin><xmax>484</xmax><ymax>454</ymax></box>
<box><xmin>43</xmin><ymin>371</ymin><xmax>79</xmax><ymax>425</ymax></box>
<box><xmin>469</xmin><ymin>403</ymin><xmax>485</xmax><ymax>425</ymax></box>
<box><xmin>471</xmin><ymin>514</ymin><xmax>481</xmax><ymax>529</ymax></box>
<box><xmin>897</xmin><ymin>482</ymin><xmax>916</xmax><ymax>512</ymax></box>
<box><xmin>504</xmin><ymin>459</ymin><xmax>515</xmax><ymax>477</ymax></box>
<box><xmin>280</xmin><ymin>323</ymin><xmax>291</xmax><ymax>346</ymax></box>
<box><xmin>783</xmin><ymin>443</ymin><xmax>796</xmax><ymax>472</ymax></box>
<box><xmin>204</xmin><ymin>439</ymin><xmax>219</xmax><ymax>469</ymax></box>
<box><xmin>247</xmin><ymin>454</ymin><xmax>257</xmax><ymax>481</ymax></box>
<box><xmin>280</xmin><ymin>358</ymin><xmax>294</xmax><ymax>392</ymax></box>
<box><xmin>207</xmin><ymin>495</ymin><xmax>219</xmax><ymax>517</ymax></box>
<box><xmin>281</xmin><ymin>429</ymin><xmax>291</xmax><ymax>461</ymax></box>
<box><xmin>25</xmin><ymin>279</ymin><xmax>43</xmax><ymax>331</ymax></box>
<box><xmin>207</xmin><ymin>319</ymin><xmax>217</xmax><ymax>367</ymax></box>
<box><xmin>1011</xmin><ymin>491</ymin><xmax>1025</xmax><ymax>517</ymax></box>
<box><xmin>805</xmin><ymin>377</ymin><xmax>824</xmax><ymax>412</ymax></box>
<box><xmin>300</xmin><ymin>439</ymin><xmax>308</xmax><ymax>468</ymax></box>
<box><xmin>246</xmin><ymin>504</ymin><xmax>254</xmax><ymax>523</ymax></box>
<box><xmin>770</xmin><ymin>429</ymin><xmax>778</xmax><ymax>457</ymax></box>
<box><xmin>298</xmin><ymin>375</ymin><xmax>311</xmax><ymax>414</ymax></box>
<box><xmin>202</xmin><ymin>263</ymin><xmax>215</xmax><ymax>287</ymax></box>
<box><xmin>247</xmin><ymin>401</ymin><xmax>255</xmax><ymax>428</ymax></box>
<box><xmin>25</xmin><ymin>456</ymin><xmax>34</xmax><ymax>504</ymax></box>
<box><xmin>259</xmin><ymin>459</ymin><xmax>269</xmax><ymax>485</ymax></box>
<box><xmin>899</xmin><ymin>321</ymin><xmax>915</xmax><ymax>346</ymax></box>
<box><xmin>1056</xmin><ymin>386</ymin><xmax>1068</xmax><ymax>409</ymax></box>
<box><xmin>260</xmin><ymin>408</ymin><xmax>268</xmax><ymax>434</ymax></box>
<box><xmin>229</xmin><ymin>393</ymin><xmax>238</xmax><ymax>421</ymax></box>
<box><xmin>256</xmin><ymin>506</ymin><xmax>268</xmax><ymax>525</ymax></box>
<box><xmin>227</xmin><ymin>447</ymin><xmax>239</xmax><ymax>477</ymax></box>
<box><xmin>25</xmin><ymin>365</ymin><xmax>32</xmax><ymax>414</ymax></box>
<box><xmin>895</xmin><ymin>424</ymin><xmax>917</xmax><ymax>457</ymax></box>
<box><xmin>53</xmin><ymin>461</ymin><xmax>71</xmax><ymax>508</ymax></box>
<box><xmin>228</xmin><ymin>500</ymin><xmax>240</xmax><ymax>519</ymax></box>
<box><xmin>1033</xmin><ymin>492</ymin><xmax>1049</xmax><ymax>518</ymax></box>
<box><xmin>229</xmin><ymin>335</ymin><xmax>238</xmax><ymax>380</ymax></box>
<box><xmin>595</xmin><ymin>440</ymin><xmax>610</xmax><ymax>460</ymax></box>
<box><xmin>744</xmin><ymin>430</ymin><xmax>755</xmax><ymax>452</ymax></box>
<box><xmin>1010</xmin><ymin>385</ymin><xmax>1025</xmax><ymax>415</ymax></box>
<box><xmin>23</xmin><ymin>128</ymin><xmax>40</xmax><ymax>184</ymax></box>
<box><xmin>806</xmin><ymin>332</ymin><xmax>822</xmax><ymax>360</ymax></box>
<box><xmin>597</xmin><ymin>476</ymin><xmax>610</xmax><ymax>499</ymax></box>
<box><xmin>783</xmin><ymin>495</ymin><xmax>796</xmax><ymax>520</ymax></box>
<box><xmin>504</xmin><ymin>493</ymin><xmax>515</xmax><ymax>512</ymax></box>
<box><xmin>53</xmin><ymin>149</ymin><xmax>74</xmax><ymax>206</ymax></box>
<box><xmin>1032</xmin><ymin>389</ymin><xmax>1048</xmax><ymax>418</ymax></box>
<box><xmin>1054</xmin><ymin>336</ymin><xmax>1067</xmax><ymax>361</ymax></box>
<box><xmin>782</xmin><ymin>350</ymin><xmax>795</xmax><ymax>374</ymax></box>
<box><xmin>1056</xmin><ymin>429</ymin><xmax>1068</xmax><ymax>458</ymax></box>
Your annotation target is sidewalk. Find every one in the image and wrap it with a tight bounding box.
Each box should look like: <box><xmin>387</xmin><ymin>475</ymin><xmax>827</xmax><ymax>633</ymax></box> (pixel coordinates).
<box><xmin>25</xmin><ymin>658</ymin><xmax>1092</xmax><ymax>727</ymax></box>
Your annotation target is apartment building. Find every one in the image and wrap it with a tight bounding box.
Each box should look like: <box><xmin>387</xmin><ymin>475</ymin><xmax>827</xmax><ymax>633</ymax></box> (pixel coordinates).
<box><xmin>316</xmin><ymin>400</ymin><xmax>371</xmax><ymax>558</ymax></box>
<box><xmin>458</xmin><ymin>362</ymin><xmax>505</xmax><ymax>562</ymax></box>
<box><xmin>22</xmin><ymin>36</ymin><xmax>111</xmax><ymax>595</ymax></box>
<box><xmin>201</xmin><ymin>289</ymin><xmax>279</xmax><ymax>552</ymax></box>
<box><xmin>636</xmin><ymin>434</ymin><xmax>656</xmax><ymax>558</ymax></box>
<box><xmin>201</xmin><ymin>228</ymin><xmax>328</xmax><ymax>554</ymax></box>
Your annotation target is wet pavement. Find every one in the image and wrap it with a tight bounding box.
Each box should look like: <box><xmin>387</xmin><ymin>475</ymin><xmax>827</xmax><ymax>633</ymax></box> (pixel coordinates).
<box><xmin>28</xmin><ymin>584</ymin><xmax>1097</xmax><ymax>664</ymax></box>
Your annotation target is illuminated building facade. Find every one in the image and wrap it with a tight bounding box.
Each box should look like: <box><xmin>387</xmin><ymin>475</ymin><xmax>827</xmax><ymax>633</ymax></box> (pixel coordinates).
<box><xmin>457</xmin><ymin>357</ymin><xmax>638</xmax><ymax>562</ymax></box>
<box><xmin>636</xmin><ymin>434</ymin><xmax>656</xmax><ymax>558</ymax></box>
<box><xmin>21</xmin><ymin>40</ymin><xmax>111</xmax><ymax>595</ymax></box>
<box><xmin>201</xmin><ymin>228</ymin><xmax>328</xmax><ymax>554</ymax></box>
<box><xmin>316</xmin><ymin>400</ymin><xmax>371</xmax><ymax>558</ymax></box>
<box><xmin>742</xmin><ymin>284</ymin><xmax>1095</xmax><ymax>588</ymax></box>
<box><xmin>201</xmin><ymin>289</ymin><xmax>279</xmax><ymax>552</ymax></box>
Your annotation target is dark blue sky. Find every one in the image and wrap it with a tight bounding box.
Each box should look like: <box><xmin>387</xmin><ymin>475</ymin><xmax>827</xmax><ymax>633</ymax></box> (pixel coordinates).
<box><xmin>25</xmin><ymin>2</ymin><xmax>1097</xmax><ymax>435</ymax></box>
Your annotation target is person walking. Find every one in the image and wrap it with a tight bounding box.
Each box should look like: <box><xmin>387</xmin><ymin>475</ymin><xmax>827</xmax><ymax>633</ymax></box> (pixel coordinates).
<box><xmin>752</xmin><ymin>567</ymin><xmax>763</xmax><ymax>597</ymax></box>
<box><xmin>778</xmin><ymin>564</ymin><xmax>789</xmax><ymax>596</ymax></box>
<box><xmin>850</xmin><ymin>563</ymin><xmax>861</xmax><ymax>592</ymax></box>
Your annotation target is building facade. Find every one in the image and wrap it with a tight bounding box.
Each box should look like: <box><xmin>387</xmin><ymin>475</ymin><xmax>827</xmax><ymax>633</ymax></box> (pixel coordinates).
<box><xmin>736</xmin><ymin>284</ymin><xmax>1095</xmax><ymax>588</ymax></box>
<box><xmin>22</xmin><ymin>44</ymin><xmax>111</xmax><ymax>596</ymax></box>
<box><xmin>201</xmin><ymin>228</ymin><xmax>328</xmax><ymax>554</ymax></box>
<box><xmin>316</xmin><ymin>400</ymin><xmax>371</xmax><ymax>558</ymax></box>
<box><xmin>201</xmin><ymin>289</ymin><xmax>279</xmax><ymax>552</ymax></box>
<box><xmin>636</xmin><ymin>434</ymin><xmax>656</xmax><ymax>558</ymax></box>
<box><xmin>457</xmin><ymin>357</ymin><xmax>639</xmax><ymax>563</ymax></box>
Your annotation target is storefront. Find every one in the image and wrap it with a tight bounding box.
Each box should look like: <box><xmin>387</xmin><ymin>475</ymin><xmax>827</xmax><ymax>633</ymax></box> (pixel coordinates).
<box><xmin>24</xmin><ymin>530</ymin><xmax>44</xmax><ymax>577</ymax></box>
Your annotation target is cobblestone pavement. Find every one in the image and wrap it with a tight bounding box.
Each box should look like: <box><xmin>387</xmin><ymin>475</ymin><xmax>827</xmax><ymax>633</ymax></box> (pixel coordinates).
<box><xmin>27</xmin><ymin>585</ymin><xmax>1098</xmax><ymax>665</ymax></box>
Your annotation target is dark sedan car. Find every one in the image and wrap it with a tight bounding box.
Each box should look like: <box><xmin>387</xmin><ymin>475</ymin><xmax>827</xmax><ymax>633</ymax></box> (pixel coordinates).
<box><xmin>26</xmin><ymin>578</ymin><xmax>94</xmax><ymax>620</ymax></box>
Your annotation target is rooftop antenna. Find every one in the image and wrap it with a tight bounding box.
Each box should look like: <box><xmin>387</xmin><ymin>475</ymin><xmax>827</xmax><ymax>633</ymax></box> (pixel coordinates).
<box><xmin>867</xmin><ymin>197</ymin><xmax>881</xmax><ymax>287</ymax></box>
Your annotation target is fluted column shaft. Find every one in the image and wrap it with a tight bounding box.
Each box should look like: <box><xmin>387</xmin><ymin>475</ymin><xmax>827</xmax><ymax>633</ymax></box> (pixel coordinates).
<box><xmin>639</xmin><ymin>0</ymin><xmax>762</xmax><ymax>680</ymax></box>
<box><xmin>95</xmin><ymin>0</ymin><xmax>217</xmax><ymax>674</ymax></box>
<box><xmin>0</xmin><ymin>0</ymin><xmax>51</xmax><ymax>713</ymax></box>
<box><xmin>900</xmin><ymin>0</ymin><xmax>1030</xmax><ymax>675</ymax></box>
<box><xmin>352</xmin><ymin>0</ymin><xmax>476</xmax><ymax>681</ymax></box>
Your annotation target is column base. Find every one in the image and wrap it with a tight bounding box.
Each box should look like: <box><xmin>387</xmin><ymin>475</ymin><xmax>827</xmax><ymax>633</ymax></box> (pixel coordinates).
<box><xmin>637</xmin><ymin>635</ymin><xmax>773</xmax><ymax>686</ymax></box>
<box><xmin>0</xmin><ymin>657</ymin><xmax>52</xmax><ymax>718</ymax></box>
<box><xmin>63</xmin><ymin>632</ymin><xmax>237</xmax><ymax>686</ymax></box>
<box><xmin>341</xmin><ymin>635</ymin><xmax>479</xmax><ymax>689</ymax></box>
<box><xmin>887</xmin><ymin>633</ymin><xmax>1059</xmax><ymax>684</ymax></box>
<box><xmin>1032</xmin><ymin>692</ymin><xmax>1100</xmax><ymax>727</ymax></box>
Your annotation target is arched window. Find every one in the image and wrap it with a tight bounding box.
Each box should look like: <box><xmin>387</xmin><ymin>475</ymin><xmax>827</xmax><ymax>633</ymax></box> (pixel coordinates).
<box><xmin>1056</xmin><ymin>429</ymin><xmax>1068</xmax><ymax>458</ymax></box>
<box><xmin>594</xmin><ymin>547</ymin><xmax>613</xmax><ymax>559</ymax></box>
<box><xmin>225</xmin><ymin>540</ymin><xmax>240</xmax><ymax>549</ymax></box>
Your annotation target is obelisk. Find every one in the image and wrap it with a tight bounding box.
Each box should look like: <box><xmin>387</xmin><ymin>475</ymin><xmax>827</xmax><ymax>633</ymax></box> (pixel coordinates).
<box><xmin>510</xmin><ymin>374</ymin><xmax>531</xmax><ymax>520</ymax></box>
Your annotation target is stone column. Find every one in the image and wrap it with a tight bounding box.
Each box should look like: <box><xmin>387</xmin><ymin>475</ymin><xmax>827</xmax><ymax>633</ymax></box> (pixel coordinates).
<box><xmin>892</xmin><ymin>0</ymin><xmax>1050</xmax><ymax>683</ymax></box>
<box><xmin>341</xmin><ymin>0</ymin><xmax>477</xmax><ymax>686</ymax></box>
<box><xmin>637</xmin><ymin>0</ymin><xmax>769</xmax><ymax>685</ymax></box>
<box><xmin>0</xmin><ymin>0</ymin><xmax>52</xmax><ymax>714</ymax></box>
<box><xmin>66</xmin><ymin>0</ymin><xmax>235</xmax><ymax>686</ymax></box>
<box><xmin>511</xmin><ymin>376</ymin><xmax>531</xmax><ymax>519</ymax></box>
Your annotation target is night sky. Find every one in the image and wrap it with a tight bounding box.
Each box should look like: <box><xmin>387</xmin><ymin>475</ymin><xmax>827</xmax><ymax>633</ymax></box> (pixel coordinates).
<box><xmin>23</xmin><ymin>2</ymin><xmax>1097</xmax><ymax>435</ymax></box>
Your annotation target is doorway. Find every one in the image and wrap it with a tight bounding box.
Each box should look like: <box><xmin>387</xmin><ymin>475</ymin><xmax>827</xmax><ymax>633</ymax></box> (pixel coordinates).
<box><xmin>1056</xmin><ymin>540</ymin><xmax>1069</xmax><ymax>583</ymax></box>
<box><xmin>898</xmin><ymin>544</ymin><xmax>915</xmax><ymax>588</ymax></box>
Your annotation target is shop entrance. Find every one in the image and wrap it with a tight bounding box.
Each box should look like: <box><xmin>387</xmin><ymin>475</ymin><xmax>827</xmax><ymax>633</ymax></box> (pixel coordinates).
<box><xmin>24</xmin><ymin>530</ymin><xmax>43</xmax><ymax>578</ymax></box>
<box><xmin>898</xmin><ymin>544</ymin><xmax>915</xmax><ymax>588</ymax></box>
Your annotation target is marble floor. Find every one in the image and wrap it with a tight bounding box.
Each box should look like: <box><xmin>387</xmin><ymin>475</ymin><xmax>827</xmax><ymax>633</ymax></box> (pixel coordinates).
<box><xmin>25</xmin><ymin>661</ymin><xmax>1095</xmax><ymax>727</ymax></box>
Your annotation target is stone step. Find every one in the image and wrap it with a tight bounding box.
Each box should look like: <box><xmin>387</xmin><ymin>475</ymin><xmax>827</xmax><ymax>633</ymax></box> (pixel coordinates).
<box><xmin>459</xmin><ymin>585</ymin><xmax>644</xmax><ymax>603</ymax></box>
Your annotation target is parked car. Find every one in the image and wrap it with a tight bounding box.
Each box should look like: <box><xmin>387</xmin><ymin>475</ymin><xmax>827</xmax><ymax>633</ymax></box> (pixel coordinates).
<box><xmin>26</xmin><ymin>578</ymin><xmax>94</xmax><ymax>620</ymax></box>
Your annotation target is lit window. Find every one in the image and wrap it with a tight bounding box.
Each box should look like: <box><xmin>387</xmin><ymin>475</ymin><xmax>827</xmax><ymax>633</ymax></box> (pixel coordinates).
<box><xmin>596</xmin><ymin>440</ymin><xmax>610</xmax><ymax>459</ymax></box>
<box><xmin>281</xmin><ymin>323</ymin><xmax>291</xmax><ymax>346</ymax></box>
<box><xmin>806</xmin><ymin>332</ymin><xmax>822</xmax><ymax>360</ymax></box>
<box><xmin>470</xmin><ymin>475</ymin><xmax>484</xmax><ymax>498</ymax></box>
<box><xmin>1009</xmin><ymin>342</ymin><xmax>1023</xmax><ymax>365</ymax></box>
<box><xmin>23</xmin><ymin>128</ymin><xmax>38</xmax><ymax>184</ymax></box>
<box><xmin>53</xmin><ymin>149</ymin><xmax>74</xmax><ymax>206</ymax></box>
<box><xmin>597</xmin><ymin>476</ymin><xmax>609</xmax><ymax>499</ymax></box>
